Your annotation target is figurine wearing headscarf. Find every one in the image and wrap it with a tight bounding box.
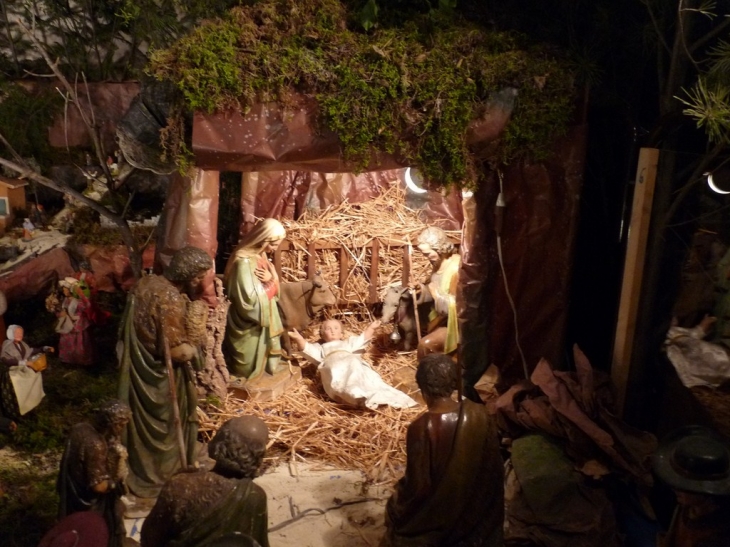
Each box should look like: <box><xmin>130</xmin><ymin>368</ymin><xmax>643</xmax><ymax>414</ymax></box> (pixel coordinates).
<box><xmin>0</xmin><ymin>325</ymin><xmax>52</xmax><ymax>418</ymax></box>
<box><xmin>223</xmin><ymin>219</ymin><xmax>286</xmax><ymax>380</ymax></box>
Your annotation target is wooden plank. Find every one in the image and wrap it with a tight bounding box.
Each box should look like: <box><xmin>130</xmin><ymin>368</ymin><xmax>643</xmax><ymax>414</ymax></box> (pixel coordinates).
<box><xmin>611</xmin><ymin>147</ymin><xmax>660</xmax><ymax>416</ymax></box>
<box><xmin>402</xmin><ymin>244</ymin><xmax>411</xmax><ymax>287</ymax></box>
<box><xmin>307</xmin><ymin>241</ymin><xmax>317</xmax><ymax>279</ymax></box>
<box><xmin>339</xmin><ymin>244</ymin><xmax>349</xmax><ymax>291</ymax></box>
<box><xmin>273</xmin><ymin>247</ymin><xmax>282</xmax><ymax>280</ymax></box>
<box><xmin>369</xmin><ymin>238</ymin><xmax>380</xmax><ymax>303</ymax></box>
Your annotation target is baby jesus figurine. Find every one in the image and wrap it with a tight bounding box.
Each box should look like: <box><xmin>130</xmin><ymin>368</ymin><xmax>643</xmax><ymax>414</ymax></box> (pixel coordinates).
<box><xmin>288</xmin><ymin>319</ymin><xmax>417</xmax><ymax>410</ymax></box>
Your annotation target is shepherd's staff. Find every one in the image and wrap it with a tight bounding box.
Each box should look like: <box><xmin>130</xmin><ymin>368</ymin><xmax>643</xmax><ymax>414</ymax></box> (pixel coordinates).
<box><xmin>162</xmin><ymin>332</ymin><xmax>188</xmax><ymax>469</ymax></box>
<box><xmin>405</xmin><ymin>243</ymin><xmax>422</xmax><ymax>345</ymax></box>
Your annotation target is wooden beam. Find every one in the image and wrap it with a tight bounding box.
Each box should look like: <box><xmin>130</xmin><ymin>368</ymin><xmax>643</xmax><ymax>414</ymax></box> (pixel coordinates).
<box><xmin>612</xmin><ymin>147</ymin><xmax>660</xmax><ymax>416</ymax></box>
<box><xmin>339</xmin><ymin>245</ymin><xmax>349</xmax><ymax>291</ymax></box>
<box><xmin>402</xmin><ymin>244</ymin><xmax>411</xmax><ymax>287</ymax></box>
<box><xmin>273</xmin><ymin>247</ymin><xmax>282</xmax><ymax>279</ymax></box>
<box><xmin>369</xmin><ymin>238</ymin><xmax>380</xmax><ymax>303</ymax></box>
<box><xmin>307</xmin><ymin>241</ymin><xmax>317</xmax><ymax>280</ymax></box>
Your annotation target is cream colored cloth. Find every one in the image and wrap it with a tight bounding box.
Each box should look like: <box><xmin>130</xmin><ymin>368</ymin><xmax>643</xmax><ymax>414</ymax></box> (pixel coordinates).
<box><xmin>9</xmin><ymin>365</ymin><xmax>44</xmax><ymax>415</ymax></box>
<box><xmin>665</xmin><ymin>325</ymin><xmax>730</xmax><ymax>388</ymax></box>
<box><xmin>302</xmin><ymin>334</ymin><xmax>418</xmax><ymax>410</ymax></box>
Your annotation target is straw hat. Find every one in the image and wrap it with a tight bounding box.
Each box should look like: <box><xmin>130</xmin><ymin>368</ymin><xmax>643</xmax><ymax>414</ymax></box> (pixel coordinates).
<box><xmin>653</xmin><ymin>425</ymin><xmax>730</xmax><ymax>496</ymax></box>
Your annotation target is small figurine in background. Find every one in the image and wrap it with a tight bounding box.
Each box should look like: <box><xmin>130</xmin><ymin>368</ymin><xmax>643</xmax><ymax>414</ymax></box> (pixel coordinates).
<box><xmin>223</xmin><ymin>218</ymin><xmax>286</xmax><ymax>380</ymax></box>
<box><xmin>289</xmin><ymin>319</ymin><xmax>417</xmax><ymax>410</ymax></box>
<box><xmin>55</xmin><ymin>277</ymin><xmax>94</xmax><ymax>366</ymax></box>
<box><xmin>119</xmin><ymin>246</ymin><xmax>212</xmax><ymax>499</ymax></box>
<box><xmin>57</xmin><ymin>399</ymin><xmax>132</xmax><ymax>547</ymax></box>
<box><xmin>414</xmin><ymin>226</ymin><xmax>461</xmax><ymax>358</ymax></box>
<box><xmin>653</xmin><ymin>425</ymin><xmax>730</xmax><ymax>547</ymax></box>
<box><xmin>28</xmin><ymin>202</ymin><xmax>48</xmax><ymax>229</ymax></box>
<box><xmin>140</xmin><ymin>416</ymin><xmax>271</xmax><ymax>547</ymax></box>
<box><xmin>382</xmin><ymin>353</ymin><xmax>504</xmax><ymax>547</ymax></box>
<box><xmin>0</xmin><ymin>324</ymin><xmax>53</xmax><ymax>419</ymax></box>
<box><xmin>21</xmin><ymin>217</ymin><xmax>35</xmax><ymax>241</ymax></box>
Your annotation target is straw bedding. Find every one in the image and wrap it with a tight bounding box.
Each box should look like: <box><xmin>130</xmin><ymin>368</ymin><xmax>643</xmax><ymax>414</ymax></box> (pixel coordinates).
<box><xmin>200</xmin><ymin>183</ymin><xmax>461</xmax><ymax>483</ymax></box>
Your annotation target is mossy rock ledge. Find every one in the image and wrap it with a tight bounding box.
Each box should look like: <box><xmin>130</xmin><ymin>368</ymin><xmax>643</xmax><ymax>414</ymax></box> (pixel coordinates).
<box><xmin>148</xmin><ymin>0</ymin><xmax>576</xmax><ymax>188</ymax></box>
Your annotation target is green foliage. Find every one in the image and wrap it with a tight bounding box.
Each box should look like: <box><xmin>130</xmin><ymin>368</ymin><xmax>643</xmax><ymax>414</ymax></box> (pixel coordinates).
<box><xmin>0</xmin><ymin>84</ymin><xmax>62</xmax><ymax>170</ymax></box>
<box><xmin>677</xmin><ymin>78</ymin><xmax>730</xmax><ymax>145</ymax></box>
<box><xmin>0</xmin><ymin>459</ymin><xmax>58</xmax><ymax>547</ymax></box>
<box><xmin>148</xmin><ymin>0</ymin><xmax>575</xmax><ymax>187</ymax></box>
<box><xmin>0</xmin><ymin>0</ymin><xmax>243</xmax><ymax>80</ymax></box>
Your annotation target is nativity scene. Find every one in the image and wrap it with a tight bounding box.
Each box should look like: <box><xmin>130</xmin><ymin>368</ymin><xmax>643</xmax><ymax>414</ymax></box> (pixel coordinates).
<box><xmin>0</xmin><ymin>1</ymin><xmax>728</xmax><ymax>547</ymax></box>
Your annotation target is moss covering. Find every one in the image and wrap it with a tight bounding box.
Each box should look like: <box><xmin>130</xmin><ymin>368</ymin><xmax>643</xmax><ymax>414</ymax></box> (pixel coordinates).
<box><xmin>148</xmin><ymin>0</ymin><xmax>575</xmax><ymax>187</ymax></box>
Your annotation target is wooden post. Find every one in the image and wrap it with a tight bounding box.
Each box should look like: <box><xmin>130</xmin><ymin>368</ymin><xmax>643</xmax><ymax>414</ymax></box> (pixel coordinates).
<box><xmin>612</xmin><ymin>147</ymin><xmax>660</xmax><ymax>416</ymax></box>
<box><xmin>273</xmin><ymin>240</ymin><xmax>286</xmax><ymax>279</ymax></box>
<box><xmin>307</xmin><ymin>241</ymin><xmax>317</xmax><ymax>280</ymax></box>
<box><xmin>402</xmin><ymin>243</ymin><xmax>411</xmax><ymax>287</ymax></box>
<box><xmin>369</xmin><ymin>239</ymin><xmax>380</xmax><ymax>304</ymax></box>
<box><xmin>339</xmin><ymin>245</ymin><xmax>349</xmax><ymax>292</ymax></box>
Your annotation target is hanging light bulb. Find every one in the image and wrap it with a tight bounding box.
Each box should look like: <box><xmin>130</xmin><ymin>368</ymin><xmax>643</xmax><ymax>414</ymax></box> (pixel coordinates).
<box><xmin>706</xmin><ymin>172</ymin><xmax>730</xmax><ymax>195</ymax></box>
<box><xmin>389</xmin><ymin>325</ymin><xmax>402</xmax><ymax>344</ymax></box>
<box><xmin>404</xmin><ymin>167</ymin><xmax>428</xmax><ymax>194</ymax></box>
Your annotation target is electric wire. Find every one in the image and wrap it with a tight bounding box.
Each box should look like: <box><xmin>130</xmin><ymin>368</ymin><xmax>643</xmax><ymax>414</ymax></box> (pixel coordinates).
<box><xmin>496</xmin><ymin>171</ymin><xmax>529</xmax><ymax>380</ymax></box>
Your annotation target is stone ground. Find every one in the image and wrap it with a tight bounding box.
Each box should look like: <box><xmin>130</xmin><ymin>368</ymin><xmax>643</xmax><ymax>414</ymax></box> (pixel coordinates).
<box><xmin>124</xmin><ymin>461</ymin><xmax>391</xmax><ymax>547</ymax></box>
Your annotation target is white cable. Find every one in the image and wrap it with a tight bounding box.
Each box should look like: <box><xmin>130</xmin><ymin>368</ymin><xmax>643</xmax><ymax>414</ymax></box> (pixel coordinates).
<box><xmin>496</xmin><ymin>171</ymin><xmax>529</xmax><ymax>379</ymax></box>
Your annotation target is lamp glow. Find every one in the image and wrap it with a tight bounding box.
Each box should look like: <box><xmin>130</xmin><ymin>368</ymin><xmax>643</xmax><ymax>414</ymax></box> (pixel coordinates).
<box><xmin>404</xmin><ymin>167</ymin><xmax>428</xmax><ymax>194</ymax></box>
<box><xmin>706</xmin><ymin>172</ymin><xmax>730</xmax><ymax>195</ymax></box>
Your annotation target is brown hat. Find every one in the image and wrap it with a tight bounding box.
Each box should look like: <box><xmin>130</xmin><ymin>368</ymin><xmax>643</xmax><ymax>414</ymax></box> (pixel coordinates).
<box><xmin>653</xmin><ymin>425</ymin><xmax>730</xmax><ymax>496</ymax></box>
<box><xmin>38</xmin><ymin>511</ymin><xmax>109</xmax><ymax>547</ymax></box>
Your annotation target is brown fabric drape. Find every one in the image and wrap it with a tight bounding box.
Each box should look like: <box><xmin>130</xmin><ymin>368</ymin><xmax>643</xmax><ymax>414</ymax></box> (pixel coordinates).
<box><xmin>461</xmin><ymin>125</ymin><xmax>588</xmax><ymax>385</ymax></box>
<box><xmin>156</xmin><ymin>168</ymin><xmax>220</xmax><ymax>306</ymax></box>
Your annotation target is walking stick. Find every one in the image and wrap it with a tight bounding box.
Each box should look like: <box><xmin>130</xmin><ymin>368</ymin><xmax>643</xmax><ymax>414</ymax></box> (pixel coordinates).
<box><xmin>405</xmin><ymin>243</ymin><xmax>422</xmax><ymax>344</ymax></box>
<box><xmin>162</xmin><ymin>332</ymin><xmax>188</xmax><ymax>469</ymax></box>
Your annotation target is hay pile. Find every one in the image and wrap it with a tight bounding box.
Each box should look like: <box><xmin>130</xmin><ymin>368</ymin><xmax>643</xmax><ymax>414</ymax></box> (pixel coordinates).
<box><xmin>277</xmin><ymin>183</ymin><xmax>459</xmax><ymax>306</ymax></box>
<box><xmin>200</xmin><ymin>183</ymin><xmax>462</xmax><ymax>483</ymax></box>
<box><xmin>200</xmin><ymin>345</ymin><xmax>423</xmax><ymax>484</ymax></box>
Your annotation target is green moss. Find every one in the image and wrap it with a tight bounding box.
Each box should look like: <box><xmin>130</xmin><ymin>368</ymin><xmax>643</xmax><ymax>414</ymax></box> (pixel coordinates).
<box><xmin>148</xmin><ymin>0</ymin><xmax>576</xmax><ymax>186</ymax></box>
<box><xmin>0</xmin><ymin>459</ymin><xmax>58</xmax><ymax>547</ymax></box>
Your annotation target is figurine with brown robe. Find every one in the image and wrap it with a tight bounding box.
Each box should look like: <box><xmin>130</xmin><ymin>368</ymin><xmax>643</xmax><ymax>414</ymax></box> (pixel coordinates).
<box><xmin>382</xmin><ymin>353</ymin><xmax>504</xmax><ymax>547</ymax></box>
<box><xmin>118</xmin><ymin>246</ymin><xmax>213</xmax><ymax>499</ymax></box>
<box><xmin>57</xmin><ymin>399</ymin><xmax>132</xmax><ymax>547</ymax></box>
<box><xmin>140</xmin><ymin>416</ymin><xmax>270</xmax><ymax>547</ymax></box>
<box><xmin>414</xmin><ymin>227</ymin><xmax>460</xmax><ymax>358</ymax></box>
<box><xmin>223</xmin><ymin>218</ymin><xmax>286</xmax><ymax>381</ymax></box>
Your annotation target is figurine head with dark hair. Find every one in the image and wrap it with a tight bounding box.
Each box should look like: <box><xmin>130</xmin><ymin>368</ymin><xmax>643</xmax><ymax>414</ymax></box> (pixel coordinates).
<box><xmin>93</xmin><ymin>399</ymin><xmax>131</xmax><ymax>440</ymax></box>
<box><xmin>416</xmin><ymin>353</ymin><xmax>458</xmax><ymax>403</ymax></box>
<box><xmin>165</xmin><ymin>246</ymin><xmax>213</xmax><ymax>298</ymax></box>
<box><xmin>208</xmin><ymin>416</ymin><xmax>269</xmax><ymax>479</ymax></box>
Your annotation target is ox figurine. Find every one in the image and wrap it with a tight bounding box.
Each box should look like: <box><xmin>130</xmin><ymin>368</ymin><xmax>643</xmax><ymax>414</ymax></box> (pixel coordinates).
<box><xmin>381</xmin><ymin>285</ymin><xmax>427</xmax><ymax>351</ymax></box>
<box><xmin>278</xmin><ymin>272</ymin><xmax>337</xmax><ymax>357</ymax></box>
